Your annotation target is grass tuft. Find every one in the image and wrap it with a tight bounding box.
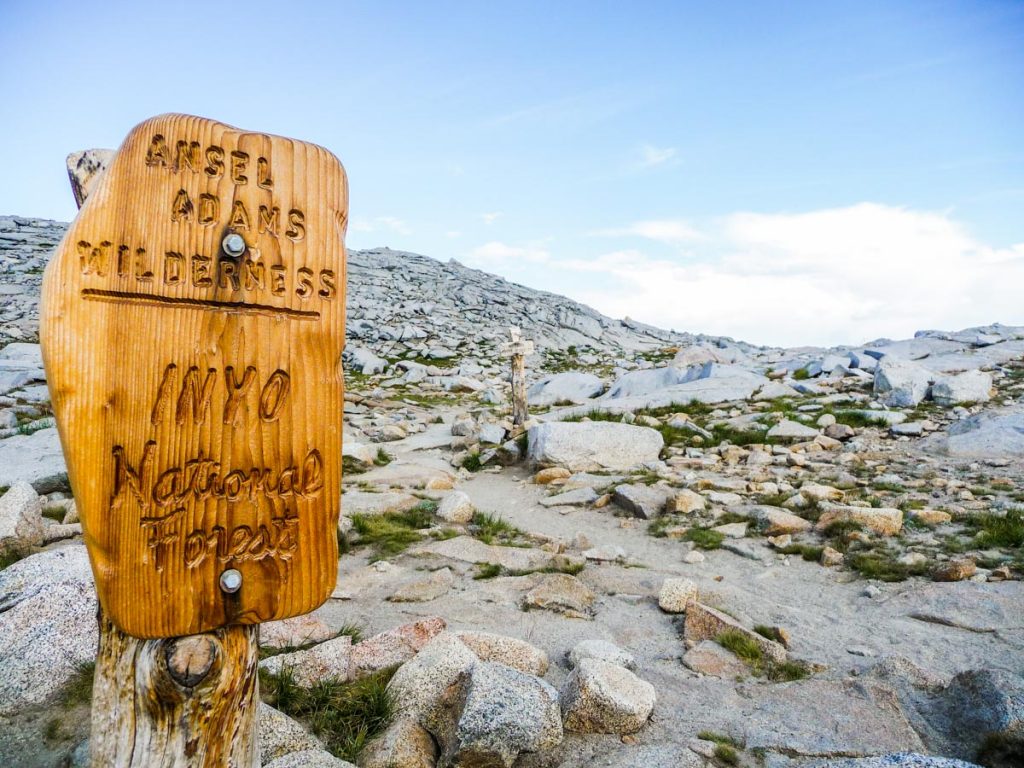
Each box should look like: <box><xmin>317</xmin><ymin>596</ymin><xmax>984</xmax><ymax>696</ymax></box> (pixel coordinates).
<box><xmin>61</xmin><ymin>661</ymin><xmax>95</xmax><ymax>707</ymax></box>
<box><xmin>473</xmin><ymin>562</ymin><xmax>502</xmax><ymax>580</ymax></box>
<box><xmin>470</xmin><ymin>512</ymin><xmax>526</xmax><ymax>546</ymax></box>
<box><xmin>970</xmin><ymin>509</ymin><xmax>1024</xmax><ymax>549</ymax></box>
<box><xmin>260</xmin><ymin>665</ymin><xmax>396</xmax><ymax>762</ymax></box>
<box><xmin>716</xmin><ymin>630</ymin><xmax>764</xmax><ymax>666</ymax></box>
<box><xmin>350</xmin><ymin>503</ymin><xmax>436</xmax><ymax>561</ymax></box>
<box><xmin>461</xmin><ymin>452</ymin><xmax>484</xmax><ymax>472</ymax></box>
<box><xmin>685</xmin><ymin>527</ymin><xmax>725</xmax><ymax>550</ymax></box>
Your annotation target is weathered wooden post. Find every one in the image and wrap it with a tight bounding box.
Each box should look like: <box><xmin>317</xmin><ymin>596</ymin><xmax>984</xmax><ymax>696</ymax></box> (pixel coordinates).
<box><xmin>502</xmin><ymin>326</ymin><xmax>534</xmax><ymax>428</ymax></box>
<box><xmin>41</xmin><ymin>114</ymin><xmax>348</xmax><ymax>766</ymax></box>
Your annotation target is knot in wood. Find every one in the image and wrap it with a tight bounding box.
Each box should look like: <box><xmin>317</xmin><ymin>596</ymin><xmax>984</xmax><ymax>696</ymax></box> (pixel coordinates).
<box><xmin>164</xmin><ymin>635</ymin><xmax>221</xmax><ymax>688</ymax></box>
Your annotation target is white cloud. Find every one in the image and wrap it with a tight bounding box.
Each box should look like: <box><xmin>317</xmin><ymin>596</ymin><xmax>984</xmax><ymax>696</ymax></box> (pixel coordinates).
<box><xmin>467</xmin><ymin>241</ymin><xmax>550</xmax><ymax>266</ymax></box>
<box><xmin>595</xmin><ymin>219</ymin><xmax>704</xmax><ymax>245</ymax></box>
<box><xmin>637</xmin><ymin>144</ymin><xmax>678</xmax><ymax>169</ymax></box>
<box><xmin>349</xmin><ymin>216</ymin><xmax>411</xmax><ymax>235</ymax></box>
<box><xmin>557</xmin><ymin>203</ymin><xmax>1024</xmax><ymax>346</ymax></box>
<box><xmin>480</xmin><ymin>212</ymin><xmax>503</xmax><ymax>225</ymax></box>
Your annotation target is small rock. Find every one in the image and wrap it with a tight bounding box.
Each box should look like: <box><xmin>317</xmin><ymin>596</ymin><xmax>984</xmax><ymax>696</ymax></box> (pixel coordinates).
<box><xmin>766</xmin><ymin>420</ymin><xmax>819</xmax><ymax>441</ymax></box>
<box><xmin>669</xmin><ymin>489</ymin><xmax>706</xmax><ymax>514</ymax></box>
<box><xmin>534</xmin><ymin>467</ymin><xmax>571</xmax><ymax>485</ymax></box>
<box><xmin>816</xmin><ymin>505</ymin><xmax>903</xmax><ymax>536</ymax></box>
<box><xmin>0</xmin><ymin>481</ymin><xmax>44</xmax><ymax>554</ymax></box>
<box><xmin>437</xmin><ymin>491</ymin><xmax>475</xmax><ymax>523</ymax></box>
<box><xmin>658</xmin><ymin>577</ymin><xmax>697</xmax><ymax>613</ymax></box>
<box><xmin>456</xmin><ymin>631</ymin><xmax>549</xmax><ymax>676</ymax></box>
<box><xmin>583</xmin><ymin>544</ymin><xmax>627</xmax><ymax>562</ymax></box>
<box><xmin>821</xmin><ymin>546</ymin><xmax>845</xmax><ymax>567</ymax></box>
<box><xmin>560</xmin><ymin>659</ymin><xmax>656</xmax><ymax>734</ymax></box>
<box><xmin>748</xmin><ymin>506</ymin><xmax>811</xmax><ymax>536</ymax></box>
<box><xmin>909</xmin><ymin>508</ymin><xmax>952</xmax><ymax>526</ymax></box>
<box><xmin>568</xmin><ymin>639</ymin><xmax>636</xmax><ymax>670</ymax></box>
<box><xmin>523</xmin><ymin>573</ymin><xmax>596</xmax><ymax>619</ymax></box>
<box><xmin>389</xmin><ymin>568</ymin><xmax>455</xmax><ymax>603</ymax></box>
<box><xmin>683</xmin><ymin>640</ymin><xmax>750</xmax><ymax>678</ymax></box>
<box><xmin>932</xmin><ymin>558</ymin><xmax>977</xmax><ymax>582</ymax></box>
<box><xmin>683</xmin><ymin>550</ymin><xmax>706</xmax><ymax>564</ymax></box>
<box><xmin>683</xmin><ymin>602</ymin><xmax>787</xmax><ymax>663</ymax></box>
<box><xmin>825</xmin><ymin>423</ymin><xmax>856</xmax><ymax>441</ymax></box>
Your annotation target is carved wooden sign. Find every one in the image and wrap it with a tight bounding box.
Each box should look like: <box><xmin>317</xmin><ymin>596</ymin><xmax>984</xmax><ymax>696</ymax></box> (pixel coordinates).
<box><xmin>41</xmin><ymin>114</ymin><xmax>347</xmax><ymax>638</ymax></box>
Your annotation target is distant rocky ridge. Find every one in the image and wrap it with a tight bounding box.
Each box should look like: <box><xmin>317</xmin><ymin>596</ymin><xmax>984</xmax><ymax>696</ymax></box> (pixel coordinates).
<box><xmin>0</xmin><ymin>215</ymin><xmax>715</xmax><ymax>355</ymax></box>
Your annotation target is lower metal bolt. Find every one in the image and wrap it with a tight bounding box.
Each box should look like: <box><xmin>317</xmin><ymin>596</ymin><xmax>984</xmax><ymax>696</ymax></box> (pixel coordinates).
<box><xmin>219</xmin><ymin>569</ymin><xmax>242</xmax><ymax>594</ymax></box>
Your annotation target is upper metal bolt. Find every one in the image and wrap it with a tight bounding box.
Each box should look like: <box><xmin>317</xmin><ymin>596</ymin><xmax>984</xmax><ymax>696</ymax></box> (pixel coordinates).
<box><xmin>219</xmin><ymin>568</ymin><xmax>242</xmax><ymax>594</ymax></box>
<box><xmin>222</xmin><ymin>233</ymin><xmax>246</xmax><ymax>257</ymax></box>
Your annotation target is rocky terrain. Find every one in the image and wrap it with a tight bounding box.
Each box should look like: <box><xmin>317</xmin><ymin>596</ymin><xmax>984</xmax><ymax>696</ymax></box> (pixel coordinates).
<box><xmin>0</xmin><ymin>213</ymin><xmax>1021</xmax><ymax>768</ymax></box>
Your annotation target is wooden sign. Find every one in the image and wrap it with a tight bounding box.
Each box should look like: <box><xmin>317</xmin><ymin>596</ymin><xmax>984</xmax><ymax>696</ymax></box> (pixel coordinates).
<box><xmin>41</xmin><ymin>114</ymin><xmax>347</xmax><ymax>638</ymax></box>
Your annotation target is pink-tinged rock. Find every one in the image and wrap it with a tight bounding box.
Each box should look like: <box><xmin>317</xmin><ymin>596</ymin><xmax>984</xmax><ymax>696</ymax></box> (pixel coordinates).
<box><xmin>350</xmin><ymin>617</ymin><xmax>447</xmax><ymax>678</ymax></box>
<box><xmin>261</xmin><ymin>612</ymin><xmax>335</xmax><ymax>649</ymax></box>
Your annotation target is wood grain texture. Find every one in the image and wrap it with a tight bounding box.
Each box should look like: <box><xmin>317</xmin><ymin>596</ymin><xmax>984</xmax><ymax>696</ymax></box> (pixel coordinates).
<box><xmin>41</xmin><ymin>114</ymin><xmax>348</xmax><ymax>637</ymax></box>
<box><xmin>91</xmin><ymin>608</ymin><xmax>260</xmax><ymax>768</ymax></box>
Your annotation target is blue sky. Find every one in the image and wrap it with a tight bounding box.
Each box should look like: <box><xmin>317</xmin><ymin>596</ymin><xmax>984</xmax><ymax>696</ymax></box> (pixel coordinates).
<box><xmin>2</xmin><ymin>1</ymin><xmax>1022</xmax><ymax>346</ymax></box>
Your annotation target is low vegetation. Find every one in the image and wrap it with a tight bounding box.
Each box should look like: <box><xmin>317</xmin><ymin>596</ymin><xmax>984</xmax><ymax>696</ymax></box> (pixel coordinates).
<box><xmin>349</xmin><ymin>501</ymin><xmax>437</xmax><ymax>561</ymax></box>
<box><xmin>716</xmin><ymin>630</ymin><xmax>812</xmax><ymax>682</ymax></box>
<box><xmin>260</xmin><ymin>665</ymin><xmax>396</xmax><ymax>762</ymax></box>
<box><xmin>470</xmin><ymin>512</ymin><xmax>528</xmax><ymax>546</ymax></box>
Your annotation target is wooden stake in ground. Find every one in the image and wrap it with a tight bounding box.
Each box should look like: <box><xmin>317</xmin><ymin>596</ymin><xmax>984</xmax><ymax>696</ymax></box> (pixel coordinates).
<box><xmin>43</xmin><ymin>114</ymin><xmax>348</xmax><ymax>766</ymax></box>
<box><xmin>503</xmin><ymin>326</ymin><xmax>534</xmax><ymax>427</ymax></box>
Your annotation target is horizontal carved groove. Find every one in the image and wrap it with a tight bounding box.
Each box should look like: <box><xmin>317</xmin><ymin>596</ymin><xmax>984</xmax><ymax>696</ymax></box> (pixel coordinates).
<box><xmin>81</xmin><ymin>289</ymin><xmax>321</xmax><ymax>319</ymax></box>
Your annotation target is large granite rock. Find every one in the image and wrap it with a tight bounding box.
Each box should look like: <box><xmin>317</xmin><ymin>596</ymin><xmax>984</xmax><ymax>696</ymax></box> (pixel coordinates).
<box><xmin>387</xmin><ymin>633</ymin><xmax>478</xmax><ymax>726</ymax></box>
<box><xmin>259</xmin><ymin>635</ymin><xmax>353</xmax><ymax>687</ymax></box>
<box><xmin>528</xmin><ymin>372</ymin><xmax>604</xmax><ymax>406</ymax></box>
<box><xmin>526</xmin><ymin>422</ymin><xmax>663</xmax><ymax>472</ymax></box>
<box><xmin>433</xmin><ymin>661</ymin><xmax>562</xmax><ymax>768</ymax></box>
<box><xmin>0</xmin><ymin>481</ymin><xmax>44</xmax><ymax>555</ymax></box>
<box><xmin>259</xmin><ymin>702</ymin><xmax>323</xmax><ymax>765</ymax></box>
<box><xmin>873</xmin><ymin>359</ymin><xmax>933</xmax><ymax>407</ymax></box>
<box><xmin>0</xmin><ymin>427</ymin><xmax>67</xmax><ymax>493</ymax></box>
<box><xmin>0</xmin><ymin>546</ymin><xmax>97</xmax><ymax>715</ymax></box>
<box><xmin>612</xmin><ymin>483</ymin><xmax>674</xmax><ymax>519</ymax></box>
<box><xmin>925</xmin><ymin>406</ymin><xmax>1024</xmax><ymax>459</ymax></box>
<box><xmin>931</xmin><ymin>370</ymin><xmax>992</xmax><ymax>406</ymax></box>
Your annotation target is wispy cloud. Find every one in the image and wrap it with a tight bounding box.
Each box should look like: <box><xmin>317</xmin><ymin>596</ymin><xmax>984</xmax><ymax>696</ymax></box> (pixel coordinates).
<box><xmin>637</xmin><ymin>143</ymin><xmax>678</xmax><ymax>169</ymax></box>
<box><xmin>480</xmin><ymin>212</ymin><xmax>503</xmax><ymax>225</ymax></box>
<box><xmin>595</xmin><ymin>219</ymin><xmax>704</xmax><ymax>245</ymax></box>
<box><xmin>467</xmin><ymin>241</ymin><xmax>550</xmax><ymax>266</ymax></box>
<box><xmin>349</xmin><ymin>216</ymin><xmax>411</xmax><ymax>235</ymax></box>
<box><xmin>561</xmin><ymin>203</ymin><xmax>1024</xmax><ymax>346</ymax></box>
